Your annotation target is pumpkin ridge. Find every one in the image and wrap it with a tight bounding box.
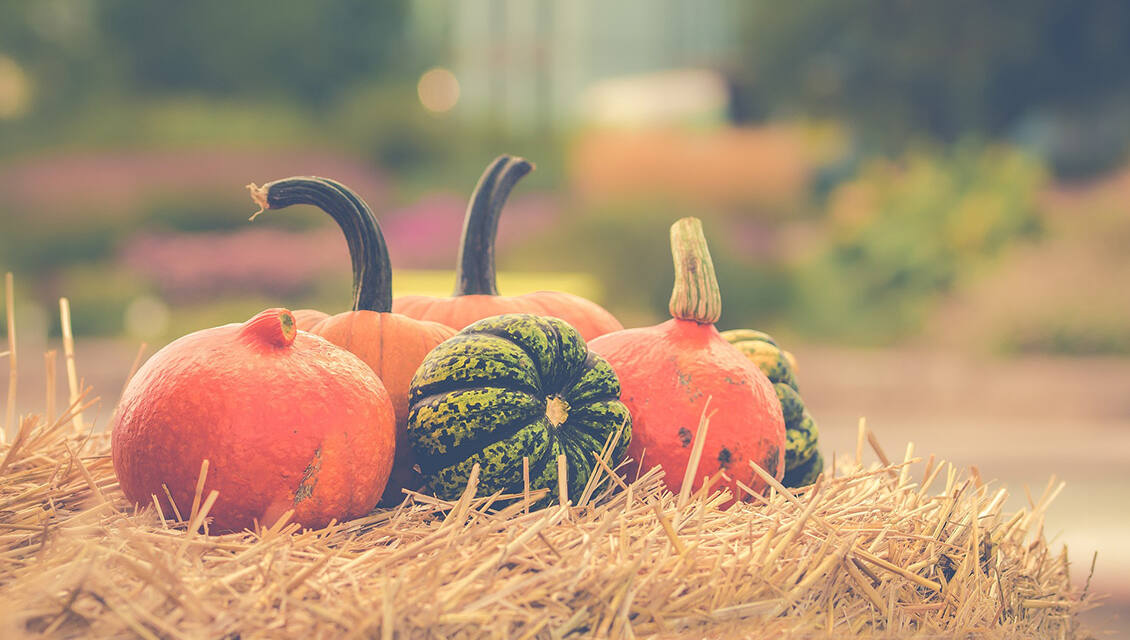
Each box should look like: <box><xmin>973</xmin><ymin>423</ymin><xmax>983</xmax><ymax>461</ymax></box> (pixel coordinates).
<box><xmin>414</xmin><ymin>409</ymin><xmax>544</xmax><ymax>476</ymax></box>
<box><xmin>465</xmin><ymin>324</ymin><xmax>553</xmax><ymax>390</ymax></box>
<box><xmin>410</xmin><ymin>334</ymin><xmax>542</xmax><ymax>399</ymax></box>
<box><xmin>544</xmin><ymin>315</ymin><xmax>588</xmax><ymax>391</ymax></box>
<box><xmin>523</xmin><ymin>432</ymin><xmax>558</xmax><ymax>498</ymax></box>
<box><xmin>408</xmin><ymin>387</ymin><xmax>543</xmax><ymax>458</ymax></box>
<box><xmin>425</xmin><ymin>418</ymin><xmax>553</xmax><ymax>491</ymax></box>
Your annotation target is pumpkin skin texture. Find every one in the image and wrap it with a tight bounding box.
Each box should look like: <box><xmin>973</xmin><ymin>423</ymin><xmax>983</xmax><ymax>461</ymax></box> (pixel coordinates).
<box><xmin>249</xmin><ymin>177</ymin><xmax>456</xmax><ymax>504</ymax></box>
<box><xmin>407</xmin><ymin>313</ymin><xmax>631</xmax><ymax>508</ymax></box>
<box><xmin>589</xmin><ymin>218</ymin><xmax>786</xmax><ymax>503</ymax></box>
<box><xmin>111</xmin><ymin>308</ymin><xmax>396</xmax><ymax>533</ymax></box>
<box><xmin>721</xmin><ymin>329</ymin><xmax>823</xmax><ymax>487</ymax></box>
<box><xmin>392</xmin><ymin>156</ymin><xmax>623</xmax><ymax>342</ymax></box>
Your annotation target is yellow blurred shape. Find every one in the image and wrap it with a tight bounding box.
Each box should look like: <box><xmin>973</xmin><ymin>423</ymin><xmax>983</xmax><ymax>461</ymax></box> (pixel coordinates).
<box><xmin>391</xmin><ymin>270</ymin><xmax>603</xmax><ymax>301</ymax></box>
<box><xmin>417</xmin><ymin>67</ymin><xmax>459</xmax><ymax>114</ymax></box>
<box><xmin>0</xmin><ymin>55</ymin><xmax>32</xmax><ymax>119</ymax></box>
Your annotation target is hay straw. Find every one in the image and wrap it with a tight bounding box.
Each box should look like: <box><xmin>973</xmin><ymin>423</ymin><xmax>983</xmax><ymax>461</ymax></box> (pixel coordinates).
<box><xmin>58</xmin><ymin>298</ymin><xmax>84</xmax><ymax>435</ymax></box>
<box><xmin>0</xmin><ymin>410</ymin><xmax>1096</xmax><ymax>638</ymax></box>
<box><xmin>0</xmin><ymin>294</ymin><xmax>1097</xmax><ymax>639</ymax></box>
<box><xmin>4</xmin><ymin>272</ymin><xmax>16</xmax><ymax>444</ymax></box>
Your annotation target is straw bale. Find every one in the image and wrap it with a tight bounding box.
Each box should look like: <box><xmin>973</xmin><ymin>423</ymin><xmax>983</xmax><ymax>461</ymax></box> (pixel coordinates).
<box><xmin>0</xmin><ymin>404</ymin><xmax>1095</xmax><ymax>638</ymax></box>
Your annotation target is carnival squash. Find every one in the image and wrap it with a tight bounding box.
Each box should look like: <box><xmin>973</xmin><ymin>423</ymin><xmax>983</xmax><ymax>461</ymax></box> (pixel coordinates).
<box><xmin>112</xmin><ymin>308</ymin><xmax>396</xmax><ymax>532</ymax></box>
<box><xmin>589</xmin><ymin>218</ymin><xmax>786</xmax><ymax>502</ymax></box>
<box><xmin>248</xmin><ymin>177</ymin><xmax>456</xmax><ymax>504</ymax></box>
<box><xmin>407</xmin><ymin>313</ymin><xmax>631</xmax><ymax>507</ymax></box>
<box><xmin>392</xmin><ymin>155</ymin><xmax>623</xmax><ymax>341</ymax></box>
<box><xmin>721</xmin><ymin>329</ymin><xmax>823</xmax><ymax>487</ymax></box>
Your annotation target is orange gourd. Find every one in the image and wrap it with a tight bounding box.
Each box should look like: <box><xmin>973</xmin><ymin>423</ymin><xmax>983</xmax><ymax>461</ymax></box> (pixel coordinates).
<box><xmin>589</xmin><ymin>218</ymin><xmax>786</xmax><ymax>502</ymax></box>
<box><xmin>248</xmin><ymin>177</ymin><xmax>456</xmax><ymax>504</ymax></box>
<box><xmin>112</xmin><ymin>308</ymin><xmax>396</xmax><ymax>532</ymax></box>
<box><xmin>392</xmin><ymin>155</ymin><xmax>623</xmax><ymax>341</ymax></box>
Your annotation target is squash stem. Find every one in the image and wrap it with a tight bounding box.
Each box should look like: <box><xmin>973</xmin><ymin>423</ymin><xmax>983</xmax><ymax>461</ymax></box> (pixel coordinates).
<box><xmin>454</xmin><ymin>155</ymin><xmax>534</xmax><ymax>296</ymax></box>
<box><xmin>247</xmin><ymin>177</ymin><xmax>392</xmax><ymax>313</ymax></box>
<box><xmin>668</xmin><ymin>217</ymin><xmax>722</xmax><ymax>324</ymax></box>
<box><xmin>240</xmin><ymin>308</ymin><xmax>297</xmax><ymax>348</ymax></box>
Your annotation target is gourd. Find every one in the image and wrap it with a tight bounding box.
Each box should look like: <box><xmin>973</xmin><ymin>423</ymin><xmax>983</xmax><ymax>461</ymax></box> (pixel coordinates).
<box><xmin>392</xmin><ymin>155</ymin><xmax>623</xmax><ymax>341</ymax></box>
<box><xmin>407</xmin><ymin>313</ymin><xmax>631</xmax><ymax>507</ymax></box>
<box><xmin>721</xmin><ymin>329</ymin><xmax>823</xmax><ymax>487</ymax></box>
<box><xmin>112</xmin><ymin>308</ymin><xmax>396</xmax><ymax>532</ymax></box>
<box><xmin>248</xmin><ymin>177</ymin><xmax>456</xmax><ymax>504</ymax></box>
<box><xmin>589</xmin><ymin>218</ymin><xmax>786</xmax><ymax>501</ymax></box>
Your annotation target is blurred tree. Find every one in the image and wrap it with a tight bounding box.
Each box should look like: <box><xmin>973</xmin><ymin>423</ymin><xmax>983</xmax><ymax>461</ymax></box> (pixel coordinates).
<box><xmin>0</xmin><ymin>0</ymin><xmax>408</xmax><ymax>116</ymax></box>
<box><xmin>98</xmin><ymin>0</ymin><xmax>408</xmax><ymax>108</ymax></box>
<box><xmin>735</xmin><ymin>0</ymin><xmax>1130</xmax><ymax>163</ymax></box>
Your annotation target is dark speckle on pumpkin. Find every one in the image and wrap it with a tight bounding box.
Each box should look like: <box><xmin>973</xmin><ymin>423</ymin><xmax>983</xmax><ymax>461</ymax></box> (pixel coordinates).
<box><xmin>763</xmin><ymin>443</ymin><xmax>780</xmax><ymax>478</ymax></box>
<box><xmin>718</xmin><ymin>447</ymin><xmax>732</xmax><ymax>468</ymax></box>
<box><xmin>678</xmin><ymin>427</ymin><xmax>692</xmax><ymax>447</ymax></box>
<box><xmin>294</xmin><ymin>446</ymin><xmax>322</xmax><ymax>504</ymax></box>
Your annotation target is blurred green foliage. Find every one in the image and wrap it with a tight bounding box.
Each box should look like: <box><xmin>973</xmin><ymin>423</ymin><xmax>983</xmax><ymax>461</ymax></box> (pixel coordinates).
<box><xmin>735</xmin><ymin>0</ymin><xmax>1130</xmax><ymax>174</ymax></box>
<box><xmin>0</xmin><ymin>0</ymin><xmax>407</xmax><ymax>110</ymax></box>
<box><xmin>788</xmin><ymin>143</ymin><xmax>1046</xmax><ymax>343</ymax></box>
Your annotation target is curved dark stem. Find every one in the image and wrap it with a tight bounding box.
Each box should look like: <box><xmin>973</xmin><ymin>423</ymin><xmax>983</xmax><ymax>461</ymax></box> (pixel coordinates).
<box><xmin>249</xmin><ymin>176</ymin><xmax>391</xmax><ymax>313</ymax></box>
<box><xmin>454</xmin><ymin>155</ymin><xmax>534</xmax><ymax>296</ymax></box>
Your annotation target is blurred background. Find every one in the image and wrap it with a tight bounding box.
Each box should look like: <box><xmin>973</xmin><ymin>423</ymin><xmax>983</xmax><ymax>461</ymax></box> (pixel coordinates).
<box><xmin>1</xmin><ymin>0</ymin><xmax>1128</xmax><ymax>631</ymax></box>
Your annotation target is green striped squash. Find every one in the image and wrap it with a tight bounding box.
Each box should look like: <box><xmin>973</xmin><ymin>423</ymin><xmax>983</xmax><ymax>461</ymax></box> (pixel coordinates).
<box><xmin>721</xmin><ymin>328</ymin><xmax>822</xmax><ymax>487</ymax></box>
<box><xmin>407</xmin><ymin>314</ymin><xmax>631</xmax><ymax>507</ymax></box>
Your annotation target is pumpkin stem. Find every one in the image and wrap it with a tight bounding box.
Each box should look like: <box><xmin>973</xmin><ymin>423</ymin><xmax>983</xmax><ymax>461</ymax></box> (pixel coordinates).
<box><xmin>240</xmin><ymin>308</ymin><xmax>297</xmax><ymax>348</ymax></box>
<box><xmin>247</xmin><ymin>177</ymin><xmax>392</xmax><ymax>313</ymax></box>
<box><xmin>545</xmin><ymin>395</ymin><xmax>570</xmax><ymax>427</ymax></box>
<box><xmin>668</xmin><ymin>217</ymin><xmax>722</xmax><ymax>324</ymax></box>
<box><xmin>454</xmin><ymin>155</ymin><xmax>534</xmax><ymax>296</ymax></box>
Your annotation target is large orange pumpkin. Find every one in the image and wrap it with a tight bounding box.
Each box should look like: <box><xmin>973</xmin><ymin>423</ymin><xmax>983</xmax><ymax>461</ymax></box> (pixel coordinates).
<box><xmin>112</xmin><ymin>308</ymin><xmax>396</xmax><ymax>532</ymax></box>
<box><xmin>392</xmin><ymin>155</ymin><xmax>623</xmax><ymax>341</ymax></box>
<box><xmin>589</xmin><ymin>218</ymin><xmax>786</xmax><ymax>503</ymax></box>
<box><xmin>248</xmin><ymin>177</ymin><xmax>456</xmax><ymax>504</ymax></box>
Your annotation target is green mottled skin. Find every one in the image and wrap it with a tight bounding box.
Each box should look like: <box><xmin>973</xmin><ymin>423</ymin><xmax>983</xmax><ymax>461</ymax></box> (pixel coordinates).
<box><xmin>722</xmin><ymin>329</ymin><xmax>823</xmax><ymax>487</ymax></box>
<box><xmin>408</xmin><ymin>314</ymin><xmax>631</xmax><ymax>506</ymax></box>
<box><xmin>785</xmin><ymin>409</ymin><xmax>819</xmax><ymax>469</ymax></box>
<box><xmin>783</xmin><ymin>448</ymin><xmax>823</xmax><ymax>487</ymax></box>
<box><xmin>722</xmin><ymin>330</ymin><xmax>799</xmax><ymax>392</ymax></box>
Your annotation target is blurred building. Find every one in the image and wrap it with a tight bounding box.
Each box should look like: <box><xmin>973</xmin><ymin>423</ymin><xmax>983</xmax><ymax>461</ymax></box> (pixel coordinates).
<box><xmin>410</xmin><ymin>0</ymin><xmax>742</xmax><ymax>133</ymax></box>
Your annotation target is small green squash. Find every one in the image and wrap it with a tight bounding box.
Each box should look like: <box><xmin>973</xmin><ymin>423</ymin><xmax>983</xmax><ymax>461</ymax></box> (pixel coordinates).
<box><xmin>721</xmin><ymin>329</ymin><xmax>823</xmax><ymax>487</ymax></box>
<box><xmin>407</xmin><ymin>314</ymin><xmax>631</xmax><ymax>506</ymax></box>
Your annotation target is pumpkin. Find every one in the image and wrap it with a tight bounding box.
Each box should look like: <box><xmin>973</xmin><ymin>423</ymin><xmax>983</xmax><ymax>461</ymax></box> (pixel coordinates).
<box><xmin>248</xmin><ymin>177</ymin><xmax>456</xmax><ymax>504</ymax></box>
<box><xmin>392</xmin><ymin>155</ymin><xmax>623</xmax><ymax>341</ymax></box>
<box><xmin>589</xmin><ymin>218</ymin><xmax>786</xmax><ymax>502</ymax></box>
<box><xmin>407</xmin><ymin>313</ymin><xmax>631</xmax><ymax>507</ymax></box>
<box><xmin>721</xmin><ymin>329</ymin><xmax>823</xmax><ymax>487</ymax></box>
<box><xmin>112</xmin><ymin>308</ymin><xmax>396</xmax><ymax>532</ymax></box>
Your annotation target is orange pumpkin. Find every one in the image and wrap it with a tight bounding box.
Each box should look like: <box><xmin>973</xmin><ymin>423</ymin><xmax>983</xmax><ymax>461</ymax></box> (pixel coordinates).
<box><xmin>112</xmin><ymin>307</ymin><xmax>396</xmax><ymax>532</ymax></box>
<box><xmin>589</xmin><ymin>218</ymin><xmax>786</xmax><ymax>503</ymax></box>
<box><xmin>248</xmin><ymin>177</ymin><xmax>456</xmax><ymax>504</ymax></box>
<box><xmin>392</xmin><ymin>155</ymin><xmax>623</xmax><ymax>341</ymax></box>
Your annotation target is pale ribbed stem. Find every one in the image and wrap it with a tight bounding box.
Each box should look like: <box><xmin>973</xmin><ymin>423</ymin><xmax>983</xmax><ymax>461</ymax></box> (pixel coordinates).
<box><xmin>668</xmin><ymin>217</ymin><xmax>721</xmax><ymax>324</ymax></box>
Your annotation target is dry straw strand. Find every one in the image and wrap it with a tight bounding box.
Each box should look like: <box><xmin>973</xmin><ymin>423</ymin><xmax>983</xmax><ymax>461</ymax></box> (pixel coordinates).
<box><xmin>58</xmin><ymin>297</ymin><xmax>85</xmax><ymax>434</ymax></box>
<box><xmin>4</xmin><ymin>272</ymin><xmax>17</xmax><ymax>445</ymax></box>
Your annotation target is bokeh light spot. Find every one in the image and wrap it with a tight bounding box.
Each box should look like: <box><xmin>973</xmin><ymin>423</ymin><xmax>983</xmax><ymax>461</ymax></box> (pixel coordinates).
<box><xmin>417</xmin><ymin>67</ymin><xmax>459</xmax><ymax>114</ymax></box>
<box><xmin>0</xmin><ymin>55</ymin><xmax>33</xmax><ymax>120</ymax></box>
